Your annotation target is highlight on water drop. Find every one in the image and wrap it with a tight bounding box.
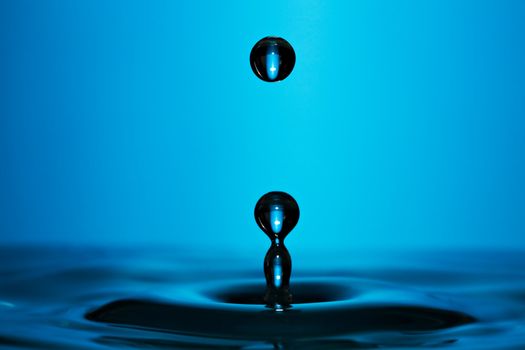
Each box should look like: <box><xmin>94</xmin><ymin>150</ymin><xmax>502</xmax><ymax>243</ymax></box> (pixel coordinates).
<box><xmin>250</xmin><ymin>37</ymin><xmax>296</xmax><ymax>82</ymax></box>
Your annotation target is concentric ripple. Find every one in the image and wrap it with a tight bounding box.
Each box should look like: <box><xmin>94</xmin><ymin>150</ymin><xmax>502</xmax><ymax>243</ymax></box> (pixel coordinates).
<box><xmin>86</xmin><ymin>278</ymin><xmax>475</xmax><ymax>340</ymax></box>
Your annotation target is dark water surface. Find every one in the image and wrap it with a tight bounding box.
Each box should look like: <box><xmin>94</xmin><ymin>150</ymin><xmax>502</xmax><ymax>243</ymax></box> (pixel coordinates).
<box><xmin>1</xmin><ymin>246</ymin><xmax>525</xmax><ymax>349</ymax></box>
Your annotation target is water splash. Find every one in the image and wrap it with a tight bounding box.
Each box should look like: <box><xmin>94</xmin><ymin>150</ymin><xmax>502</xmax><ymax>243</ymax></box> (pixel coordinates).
<box><xmin>255</xmin><ymin>191</ymin><xmax>300</xmax><ymax>309</ymax></box>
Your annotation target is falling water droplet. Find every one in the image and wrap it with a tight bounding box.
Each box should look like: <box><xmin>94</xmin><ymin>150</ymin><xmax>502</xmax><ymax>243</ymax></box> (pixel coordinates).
<box><xmin>250</xmin><ymin>37</ymin><xmax>296</xmax><ymax>82</ymax></box>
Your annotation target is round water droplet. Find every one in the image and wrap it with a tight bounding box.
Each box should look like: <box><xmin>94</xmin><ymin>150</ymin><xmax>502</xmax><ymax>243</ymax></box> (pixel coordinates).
<box><xmin>254</xmin><ymin>191</ymin><xmax>300</xmax><ymax>241</ymax></box>
<box><xmin>250</xmin><ymin>37</ymin><xmax>296</xmax><ymax>82</ymax></box>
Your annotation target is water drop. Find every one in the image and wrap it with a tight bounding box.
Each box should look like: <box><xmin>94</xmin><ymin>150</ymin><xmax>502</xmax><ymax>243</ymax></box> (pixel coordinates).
<box><xmin>250</xmin><ymin>37</ymin><xmax>296</xmax><ymax>82</ymax></box>
<box><xmin>254</xmin><ymin>191</ymin><xmax>300</xmax><ymax>309</ymax></box>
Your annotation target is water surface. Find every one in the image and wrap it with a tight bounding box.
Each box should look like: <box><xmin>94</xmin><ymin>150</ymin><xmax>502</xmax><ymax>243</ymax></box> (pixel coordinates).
<box><xmin>1</xmin><ymin>246</ymin><xmax>524</xmax><ymax>349</ymax></box>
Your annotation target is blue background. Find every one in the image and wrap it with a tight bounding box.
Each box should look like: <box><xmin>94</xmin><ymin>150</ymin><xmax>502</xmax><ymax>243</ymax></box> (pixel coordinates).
<box><xmin>1</xmin><ymin>1</ymin><xmax>525</xmax><ymax>253</ymax></box>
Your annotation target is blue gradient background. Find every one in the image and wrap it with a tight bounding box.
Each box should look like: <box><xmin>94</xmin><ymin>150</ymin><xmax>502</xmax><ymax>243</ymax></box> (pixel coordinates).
<box><xmin>1</xmin><ymin>1</ymin><xmax>525</xmax><ymax>253</ymax></box>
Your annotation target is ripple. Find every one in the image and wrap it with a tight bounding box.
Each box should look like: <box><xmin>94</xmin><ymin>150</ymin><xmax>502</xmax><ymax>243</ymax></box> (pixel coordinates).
<box><xmin>86</xmin><ymin>278</ymin><xmax>475</xmax><ymax>340</ymax></box>
<box><xmin>4</xmin><ymin>247</ymin><xmax>524</xmax><ymax>350</ymax></box>
<box><xmin>209</xmin><ymin>281</ymin><xmax>354</xmax><ymax>304</ymax></box>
